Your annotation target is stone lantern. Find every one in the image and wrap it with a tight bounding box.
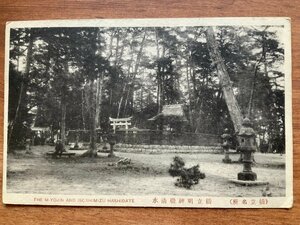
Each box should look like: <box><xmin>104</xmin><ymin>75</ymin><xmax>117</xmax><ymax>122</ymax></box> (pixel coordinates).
<box><xmin>74</xmin><ymin>133</ymin><xmax>79</xmax><ymax>150</ymax></box>
<box><xmin>107</xmin><ymin>133</ymin><xmax>116</xmax><ymax>157</ymax></box>
<box><xmin>221</xmin><ymin>129</ymin><xmax>232</xmax><ymax>163</ymax></box>
<box><xmin>102</xmin><ymin>133</ymin><xmax>108</xmax><ymax>151</ymax></box>
<box><xmin>237</xmin><ymin>118</ymin><xmax>257</xmax><ymax>181</ymax></box>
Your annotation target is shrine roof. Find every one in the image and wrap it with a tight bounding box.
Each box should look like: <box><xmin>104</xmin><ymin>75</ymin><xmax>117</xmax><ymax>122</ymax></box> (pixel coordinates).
<box><xmin>148</xmin><ymin>104</ymin><xmax>188</xmax><ymax>121</ymax></box>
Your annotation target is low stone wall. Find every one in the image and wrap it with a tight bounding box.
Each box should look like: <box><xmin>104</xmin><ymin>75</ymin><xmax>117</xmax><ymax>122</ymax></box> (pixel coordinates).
<box><xmin>114</xmin><ymin>143</ymin><xmax>223</xmax><ymax>154</ymax></box>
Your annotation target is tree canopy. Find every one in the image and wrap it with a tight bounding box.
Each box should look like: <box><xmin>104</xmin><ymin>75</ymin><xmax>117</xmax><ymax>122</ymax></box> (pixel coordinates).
<box><xmin>8</xmin><ymin>25</ymin><xmax>285</xmax><ymax>153</ymax></box>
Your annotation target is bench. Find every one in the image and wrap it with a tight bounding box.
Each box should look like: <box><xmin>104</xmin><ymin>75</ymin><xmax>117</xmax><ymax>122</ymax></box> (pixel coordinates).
<box><xmin>46</xmin><ymin>151</ymin><xmax>76</xmax><ymax>158</ymax></box>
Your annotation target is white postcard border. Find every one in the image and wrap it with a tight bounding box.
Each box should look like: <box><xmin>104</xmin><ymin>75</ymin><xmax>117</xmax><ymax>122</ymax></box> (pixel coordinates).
<box><xmin>3</xmin><ymin>17</ymin><xmax>293</xmax><ymax>208</ymax></box>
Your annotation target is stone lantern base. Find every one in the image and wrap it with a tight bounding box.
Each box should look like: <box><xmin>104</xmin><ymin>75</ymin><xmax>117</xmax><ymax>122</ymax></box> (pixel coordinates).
<box><xmin>229</xmin><ymin>179</ymin><xmax>269</xmax><ymax>186</ymax></box>
<box><xmin>238</xmin><ymin>171</ymin><xmax>257</xmax><ymax>181</ymax></box>
<box><xmin>222</xmin><ymin>149</ymin><xmax>232</xmax><ymax>163</ymax></box>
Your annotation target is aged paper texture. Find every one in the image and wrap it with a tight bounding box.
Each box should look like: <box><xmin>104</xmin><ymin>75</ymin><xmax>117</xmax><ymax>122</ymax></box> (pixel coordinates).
<box><xmin>3</xmin><ymin>18</ymin><xmax>292</xmax><ymax>208</ymax></box>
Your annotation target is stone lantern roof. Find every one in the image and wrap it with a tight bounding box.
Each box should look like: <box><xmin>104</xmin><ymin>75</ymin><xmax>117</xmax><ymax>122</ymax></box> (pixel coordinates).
<box><xmin>221</xmin><ymin>128</ymin><xmax>231</xmax><ymax>139</ymax></box>
<box><xmin>238</xmin><ymin>118</ymin><xmax>256</xmax><ymax>137</ymax></box>
<box><xmin>221</xmin><ymin>133</ymin><xmax>231</xmax><ymax>139</ymax></box>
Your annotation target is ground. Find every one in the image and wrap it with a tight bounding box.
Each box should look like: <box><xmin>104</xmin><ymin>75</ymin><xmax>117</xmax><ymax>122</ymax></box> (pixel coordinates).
<box><xmin>6</xmin><ymin>145</ymin><xmax>286</xmax><ymax>197</ymax></box>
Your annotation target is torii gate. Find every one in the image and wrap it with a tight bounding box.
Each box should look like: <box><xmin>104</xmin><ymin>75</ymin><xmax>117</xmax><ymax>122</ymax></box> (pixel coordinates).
<box><xmin>109</xmin><ymin>117</ymin><xmax>132</xmax><ymax>133</ymax></box>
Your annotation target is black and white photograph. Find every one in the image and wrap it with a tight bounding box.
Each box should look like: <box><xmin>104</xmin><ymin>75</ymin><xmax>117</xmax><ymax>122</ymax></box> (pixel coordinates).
<box><xmin>3</xmin><ymin>18</ymin><xmax>292</xmax><ymax>207</ymax></box>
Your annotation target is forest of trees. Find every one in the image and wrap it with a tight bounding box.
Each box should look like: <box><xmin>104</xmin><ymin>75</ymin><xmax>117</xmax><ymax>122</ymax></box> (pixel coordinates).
<box><xmin>8</xmin><ymin>25</ymin><xmax>285</xmax><ymax>154</ymax></box>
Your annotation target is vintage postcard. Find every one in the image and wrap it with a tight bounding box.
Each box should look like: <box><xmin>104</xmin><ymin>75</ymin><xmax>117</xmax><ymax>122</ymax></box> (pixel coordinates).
<box><xmin>3</xmin><ymin>18</ymin><xmax>292</xmax><ymax>208</ymax></box>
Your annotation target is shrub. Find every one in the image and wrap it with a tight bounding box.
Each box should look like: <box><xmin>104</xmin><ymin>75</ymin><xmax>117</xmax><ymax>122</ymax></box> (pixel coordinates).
<box><xmin>168</xmin><ymin>156</ymin><xmax>185</xmax><ymax>177</ymax></box>
<box><xmin>168</xmin><ymin>156</ymin><xmax>205</xmax><ymax>189</ymax></box>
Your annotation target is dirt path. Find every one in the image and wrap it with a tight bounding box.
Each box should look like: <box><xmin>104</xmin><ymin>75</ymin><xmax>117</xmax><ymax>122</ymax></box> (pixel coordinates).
<box><xmin>6</xmin><ymin>146</ymin><xmax>286</xmax><ymax>197</ymax></box>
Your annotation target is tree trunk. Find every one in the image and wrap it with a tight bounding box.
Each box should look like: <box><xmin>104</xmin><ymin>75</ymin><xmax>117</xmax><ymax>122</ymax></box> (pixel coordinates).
<box><xmin>157</xmin><ymin>73</ymin><xmax>161</xmax><ymax>113</ymax></box>
<box><xmin>140</xmin><ymin>86</ymin><xmax>143</xmax><ymax>110</ymax></box>
<box><xmin>247</xmin><ymin>53</ymin><xmax>264</xmax><ymax>118</ymax></box>
<box><xmin>81</xmin><ymin>79</ymin><xmax>98</xmax><ymax>157</ymax></box>
<box><xmin>186</xmin><ymin>61</ymin><xmax>192</xmax><ymax>126</ymax></box>
<box><xmin>133</xmin><ymin>31</ymin><xmax>147</xmax><ymax>75</ymax></box>
<box><xmin>248</xmin><ymin>31</ymin><xmax>268</xmax><ymax>118</ymax></box>
<box><xmin>206</xmin><ymin>27</ymin><xmax>243</xmax><ymax>133</ymax></box>
<box><xmin>161</xmin><ymin>71</ymin><xmax>165</xmax><ymax>106</ymax></box>
<box><xmin>60</xmin><ymin>60</ymin><xmax>70</xmax><ymax>150</ymax></box>
<box><xmin>117</xmin><ymin>83</ymin><xmax>127</xmax><ymax>118</ymax></box>
<box><xmin>117</xmin><ymin>51</ymin><xmax>134</xmax><ymax>118</ymax></box>
<box><xmin>106</xmin><ymin>30</ymin><xmax>115</xmax><ymax>60</ymax></box>
<box><xmin>114</xmin><ymin>30</ymin><xmax>120</xmax><ymax>66</ymax></box>
<box><xmin>81</xmin><ymin>89</ymin><xmax>86</xmax><ymax>130</ymax></box>
<box><xmin>85</xmin><ymin>29</ymin><xmax>104</xmax><ymax>157</ymax></box>
<box><xmin>95</xmin><ymin>74</ymin><xmax>104</xmax><ymax>128</ymax></box>
<box><xmin>155</xmin><ymin>28</ymin><xmax>160</xmax><ymax>59</ymax></box>
<box><xmin>8</xmin><ymin>30</ymin><xmax>34</xmax><ymax>147</ymax></box>
<box><xmin>61</xmin><ymin>91</ymin><xmax>66</xmax><ymax>150</ymax></box>
<box><xmin>123</xmin><ymin>86</ymin><xmax>131</xmax><ymax>117</ymax></box>
<box><xmin>155</xmin><ymin>30</ymin><xmax>162</xmax><ymax>113</ymax></box>
<box><xmin>123</xmin><ymin>30</ymin><xmax>147</xmax><ymax>116</ymax></box>
<box><xmin>95</xmin><ymin>77</ymin><xmax>100</xmax><ymax>127</ymax></box>
<box><xmin>89</xmin><ymin>79</ymin><xmax>97</xmax><ymax>157</ymax></box>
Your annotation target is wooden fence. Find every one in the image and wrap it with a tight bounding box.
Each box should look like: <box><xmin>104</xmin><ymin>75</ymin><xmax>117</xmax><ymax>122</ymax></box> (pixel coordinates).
<box><xmin>114</xmin><ymin>130</ymin><xmax>221</xmax><ymax>146</ymax></box>
<box><xmin>67</xmin><ymin>130</ymin><xmax>221</xmax><ymax>146</ymax></box>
